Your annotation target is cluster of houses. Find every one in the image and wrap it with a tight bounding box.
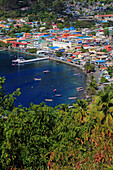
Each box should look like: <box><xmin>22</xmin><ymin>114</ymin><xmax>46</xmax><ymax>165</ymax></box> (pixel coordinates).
<box><xmin>64</xmin><ymin>1</ymin><xmax>113</xmax><ymax>18</ymax></box>
<box><xmin>0</xmin><ymin>13</ymin><xmax>113</xmax><ymax>83</ymax></box>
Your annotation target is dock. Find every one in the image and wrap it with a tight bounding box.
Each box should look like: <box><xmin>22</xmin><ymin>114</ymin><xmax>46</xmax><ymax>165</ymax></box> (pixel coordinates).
<box><xmin>12</xmin><ymin>56</ymin><xmax>49</xmax><ymax>64</ymax></box>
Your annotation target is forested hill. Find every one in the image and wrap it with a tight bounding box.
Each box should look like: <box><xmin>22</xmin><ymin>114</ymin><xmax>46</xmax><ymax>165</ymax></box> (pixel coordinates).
<box><xmin>0</xmin><ymin>0</ymin><xmax>29</xmax><ymax>10</ymax></box>
<box><xmin>0</xmin><ymin>0</ymin><xmax>64</xmax><ymax>11</ymax></box>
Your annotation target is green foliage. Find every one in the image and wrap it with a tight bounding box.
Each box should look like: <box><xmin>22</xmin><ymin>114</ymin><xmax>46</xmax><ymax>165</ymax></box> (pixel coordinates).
<box><xmin>0</xmin><ymin>41</ymin><xmax>5</xmax><ymax>47</ymax></box>
<box><xmin>104</xmin><ymin>28</ymin><xmax>109</xmax><ymax>36</ymax></box>
<box><xmin>0</xmin><ymin>77</ymin><xmax>113</xmax><ymax>169</ymax></box>
<box><xmin>27</xmin><ymin>48</ymin><xmax>37</xmax><ymax>53</ymax></box>
<box><xmin>100</xmin><ymin>48</ymin><xmax>108</xmax><ymax>53</ymax></box>
<box><xmin>81</xmin><ymin>46</ymin><xmax>88</xmax><ymax>53</ymax></box>
<box><xmin>73</xmin><ymin>20</ymin><xmax>95</xmax><ymax>28</ymax></box>
<box><xmin>101</xmin><ymin>77</ymin><xmax>108</xmax><ymax>83</ymax></box>
<box><xmin>107</xmin><ymin>66</ymin><xmax>113</xmax><ymax>78</ymax></box>
<box><xmin>87</xmin><ymin>75</ymin><xmax>98</xmax><ymax>95</ymax></box>
<box><xmin>56</xmin><ymin>51</ymin><xmax>63</xmax><ymax>57</ymax></box>
<box><xmin>58</xmin><ymin>23</ymin><xmax>64</xmax><ymax>29</ymax></box>
<box><xmin>92</xmin><ymin>31</ymin><xmax>96</xmax><ymax>36</ymax></box>
<box><xmin>21</xmin><ymin>24</ymin><xmax>32</xmax><ymax>33</ymax></box>
<box><xmin>84</xmin><ymin>63</ymin><xmax>95</xmax><ymax>73</ymax></box>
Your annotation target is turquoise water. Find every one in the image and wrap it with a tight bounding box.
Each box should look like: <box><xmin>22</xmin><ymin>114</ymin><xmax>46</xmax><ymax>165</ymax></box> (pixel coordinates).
<box><xmin>0</xmin><ymin>51</ymin><xmax>86</xmax><ymax>107</ymax></box>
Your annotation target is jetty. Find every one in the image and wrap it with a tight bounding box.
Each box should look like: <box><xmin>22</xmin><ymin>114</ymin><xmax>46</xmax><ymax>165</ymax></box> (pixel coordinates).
<box><xmin>12</xmin><ymin>56</ymin><xmax>49</xmax><ymax>65</ymax></box>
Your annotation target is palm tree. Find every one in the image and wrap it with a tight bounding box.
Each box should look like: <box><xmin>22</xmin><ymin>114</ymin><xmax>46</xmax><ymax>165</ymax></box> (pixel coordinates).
<box><xmin>95</xmin><ymin>85</ymin><xmax>113</xmax><ymax>131</ymax></box>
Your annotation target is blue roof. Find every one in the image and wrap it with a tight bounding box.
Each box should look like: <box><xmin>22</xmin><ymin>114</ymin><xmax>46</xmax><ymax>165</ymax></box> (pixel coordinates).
<box><xmin>70</xmin><ymin>26</ymin><xmax>75</xmax><ymax>30</ymax></box>
<box><xmin>49</xmin><ymin>46</ymin><xmax>59</xmax><ymax>49</ymax></box>
<box><xmin>95</xmin><ymin>60</ymin><xmax>105</xmax><ymax>63</ymax></box>
<box><xmin>63</xmin><ymin>28</ymin><xmax>69</xmax><ymax>31</ymax></box>
<box><xmin>78</xmin><ymin>41</ymin><xmax>82</xmax><ymax>43</ymax></box>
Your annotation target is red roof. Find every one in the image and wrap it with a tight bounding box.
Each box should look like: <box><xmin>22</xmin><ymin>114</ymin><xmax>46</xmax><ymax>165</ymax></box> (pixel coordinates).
<box><xmin>97</xmin><ymin>14</ymin><xmax>113</xmax><ymax>17</ymax></box>
<box><xmin>71</xmin><ymin>56</ymin><xmax>76</xmax><ymax>58</ymax></box>
<box><xmin>9</xmin><ymin>41</ymin><xmax>30</xmax><ymax>45</ymax></box>
<box><xmin>98</xmin><ymin>29</ymin><xmax>103</xmax><ymax>32</ymax></box>
<box><xmin>105</xmin><ymin>45</ymin><xmax>111</xmax><ymax>48</ymax></box>
<box><xmin>73</xmin><ymin>52</ymin><xmax>80</xmax><ymax>55</ymax></box>
<box><xmin>83</xmin><ymin>44</ymin><xmax>88</xmax><ymax>47</ymax></box>
<box><xmin>77</xmin><ymin>47</ymin><xmax>81</xmax><ymax>49</ymax></box>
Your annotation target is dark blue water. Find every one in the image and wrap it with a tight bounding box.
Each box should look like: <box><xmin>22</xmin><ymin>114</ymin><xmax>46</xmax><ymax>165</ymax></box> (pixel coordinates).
<box><xmin>0</xmin><ymin>51</ymin><xmax>86</xmax><ymax>107</ymax></box>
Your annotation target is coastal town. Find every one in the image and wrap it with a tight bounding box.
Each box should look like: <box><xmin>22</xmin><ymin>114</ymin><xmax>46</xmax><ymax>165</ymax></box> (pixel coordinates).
<box><xmin>0</xmin><ymin>9</ymin><xmax>113</xmax><ymax>96</ymax></box>
<box><xmin>0</xmin><ymin>1</ymin><xmax>113</xmax><ymax>169</ymax></box>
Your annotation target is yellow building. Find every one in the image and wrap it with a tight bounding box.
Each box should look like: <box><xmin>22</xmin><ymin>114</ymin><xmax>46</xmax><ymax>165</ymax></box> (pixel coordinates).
<box><xmin>2</xmin><ymin>38</ymin><xmax>17</xmax><ymax>43</ymax></box>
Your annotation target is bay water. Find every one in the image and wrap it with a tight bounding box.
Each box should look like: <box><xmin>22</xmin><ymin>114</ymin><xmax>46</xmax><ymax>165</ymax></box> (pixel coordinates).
<box><xmin>0</xmin><ymin>51</ymin><xmax>86</xmax><ymax>107</ymax></box>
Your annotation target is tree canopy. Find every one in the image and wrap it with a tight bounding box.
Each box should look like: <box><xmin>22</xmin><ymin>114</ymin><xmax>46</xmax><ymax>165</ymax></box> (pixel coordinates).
<box><xmin>0</xmin><ymin>76</ymin><xmax>113</xmax><ymax>169</ymax></box>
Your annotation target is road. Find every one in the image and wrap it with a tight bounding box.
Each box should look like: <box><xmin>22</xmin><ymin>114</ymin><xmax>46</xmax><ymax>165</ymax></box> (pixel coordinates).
<box><xmin>93</xmin><ymin>66</ymin><xmax>104</xmax><ymax>91</ymax></box>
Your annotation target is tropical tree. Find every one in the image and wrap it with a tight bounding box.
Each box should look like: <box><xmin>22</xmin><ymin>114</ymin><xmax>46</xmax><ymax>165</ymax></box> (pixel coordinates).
<box><xmin>87</xmin><ymin>75</ymin><xmax>98</xmax><ymax>95</ymax></box>
<box><xmin>107</xmin><ymin>66</ymin><xmax>113</xmax><ymax>78</ymax></box>
<box><xmin>104</xmin><ymin>28</ymin><xmax>109</xmax><ymax>36</ymax></box>
<box><xmin>101</xmin><ymin>77</ymin><xmax>108</xmax><ymax>83</ymax></box>
<box><xmin>84</xmin><ymin>63</ymin><xmax>95</xmax><ymax>73</ymax></box>
<box><xmin>0</xmin><ymin>77</ymin><xmax>113</xmax><ymax>169</ymax></box>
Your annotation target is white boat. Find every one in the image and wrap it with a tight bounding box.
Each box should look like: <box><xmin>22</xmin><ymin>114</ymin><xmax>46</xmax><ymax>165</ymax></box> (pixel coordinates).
<box><xmin>43</xmin><ymin>70</ymin><xmax>50</xmax><ymax>73</ymax></box>
<box><xmin>74</xmin><ymin>73</ymin><xmax>80</xmax><ymax>76</ymax></box>
<box><xmin>34</xmin><ymin>78</ymin><xmax>41</xmax><ymax>81</ymax></box>
<box><xmin>76</xmin><ymin>87</ymin><xmax>83</xmax><ymax>91</ymax></box>
<box><xmin>55</xmin><ymin>94</ymin><xmax>62</xmax><ymax>97</ymax></box>
<box><xmin>37</xmin><ymin>50</ymin><xmax>49</xmax><ymax>55</ymax></box>
<box><xmin>68</xmin><ymin>97</ymin><xmax>77</xmax><ymax>100</ymax></box>
<box><xmin>45</xmin><ymin>99</ymin><xmax>53</xmax><ymax>101</ymax></box>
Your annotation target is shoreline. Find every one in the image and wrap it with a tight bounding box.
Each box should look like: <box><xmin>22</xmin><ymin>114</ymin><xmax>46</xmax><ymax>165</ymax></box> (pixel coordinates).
<box><xmin>50</xmin><ymin>57</ymin><xmax>88</xmax><ymax>99</ymax></box>
<box><xmin>7</xmin><ymin>49</ymin><xmax>88</xmax><ymax>100</ymax></box>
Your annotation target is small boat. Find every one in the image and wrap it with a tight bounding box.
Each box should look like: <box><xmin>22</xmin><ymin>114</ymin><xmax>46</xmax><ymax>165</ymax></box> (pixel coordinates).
<box><xmin>34</xmin><ymin>78</ymin><xmax>41</xmax><ymax>81</ymax></box>
<box><xmin>53</xmin><ymin>89</ymin><xmax>56</xmax><ymax>92</ymax></box>
<box><xmin>74</xmin><ymin>73</ymin><xmax>80</xmax><ymax>76</ymax></box>
<box><xmin>55</xmin><ymin>94</ymin><xmax>62</xmax><ymax>97</ymax></box>
<box><xmin>76</xmin><ymin>87</ymin><xmax>83</xmax><ymax>90</ymax></box>
<box><xmin>68</xmin><ymin>97</ymin><xmax>77</xmax><ymax>100</ymax></box>
<box><xmin>68</xmin><ymin>106</ymin><xmax>75</xmax><ymax>109</ymax></box>
<box><xmin>43</xmin><ymin>70</ymin><xmax>50</xmax><ymax>73</ymax></box>
<box><xmin>45</xmin><ymin>99</ymin><xmax>53</xmax><ymax>101</ymax></box>
<box><xmin>76</xmin><ymin>87</ymin><xmax>83</xmax><ymax>91</ymax></box>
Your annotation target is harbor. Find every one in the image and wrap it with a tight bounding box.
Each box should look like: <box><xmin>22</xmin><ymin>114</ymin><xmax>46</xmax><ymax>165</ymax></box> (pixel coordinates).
<box><xmin>0</xmin><ymin>50</ymin><xmax>86</xmax><ymax>107</ymax></box>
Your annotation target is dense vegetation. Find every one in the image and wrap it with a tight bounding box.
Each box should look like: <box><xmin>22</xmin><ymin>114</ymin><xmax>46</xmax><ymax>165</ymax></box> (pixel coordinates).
<box><xmin>0</xmin><ymin>0</ymin><xmax>113</xmax><ymax>19</ymax></box>
<box><xmin>0</xmin><ymin>76</ymin><xmax>113</xmax><ymax>169</ymax></box>
<box><xmin>0</xmin><ymin>0</ymin><xmax>65</xmax><ymax>18</ymax></box>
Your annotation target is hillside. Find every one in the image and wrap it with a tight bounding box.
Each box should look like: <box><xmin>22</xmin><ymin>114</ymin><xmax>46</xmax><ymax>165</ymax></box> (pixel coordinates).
<box><xmin>0</xmin><ymin>0</ymin><xmax>112</xmax><ymax>19</ymax></box>
<box><xmin>0</xmin><ymin>76</ymin><xmax>113</xmax><ymax>169</ymax></box>
<box><xmin>0</xmin><ymin>0</ymin><xmax>65</xmax><ymax>18</ymax></box>
<box><xmin>0</xmin><ymin>0</ymin><xmax>64</xmax><ymax>11</ymax></box>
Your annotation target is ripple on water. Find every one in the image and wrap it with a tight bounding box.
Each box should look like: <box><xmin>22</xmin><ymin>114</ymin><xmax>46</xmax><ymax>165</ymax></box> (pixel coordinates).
<box><xmin>0</xmin><ymin>51</ymin><xmax>86</xmax><ymax>107</ymax></box>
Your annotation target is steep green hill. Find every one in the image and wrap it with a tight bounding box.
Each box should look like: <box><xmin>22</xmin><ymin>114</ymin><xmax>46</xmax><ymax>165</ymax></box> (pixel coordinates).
<box><xmin>0</xmin><ymin>0</ymin><xmax>65</xmax><ymax>18</ymax></box>
<box><xmin>0</xmin><ymin>0</ymin><xmax>64</xmax><ymax>11</ymax></box>
<box><xmin>0</xmin><ymin>0</ymin><xmax>29</xmax><ymax>10</ymax></box>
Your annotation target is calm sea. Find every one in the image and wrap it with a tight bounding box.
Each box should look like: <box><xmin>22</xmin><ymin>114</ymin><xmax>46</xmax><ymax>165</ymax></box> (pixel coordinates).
<box><xmin>0</xmin><ymin>51</ymin><xmax>86</xmax><ymax>108</ymax></box>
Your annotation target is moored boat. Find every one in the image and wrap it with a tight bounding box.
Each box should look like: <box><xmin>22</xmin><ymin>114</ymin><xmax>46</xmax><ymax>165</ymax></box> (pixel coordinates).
<box><xmin>34</xmin><ymin>78</ymin><xmax>41</xmax><ymax>81</ymax></box>
<box><xmin>68</xmin><ymin>96</ymin><xmax>77</xmax><ymax>100</ymax></box>
<box><xmin>76</xmin><ymin>87</ymin><xmax>83</xmax><ymax>91</ymax></box>
<box><xmin>55</xmin><ymin>94</ymin><xmax>62</xmax><ymax>97</ymax></box>
<box><xmin>74</xmin><ymin>73</ymin><xmax>80</xmax><ymax>76</ymax></box>
<box><xmin>43</xmin><ymin>70</ymin><xmax>50</xmax><ymax>73</ymax></box>
<box><xmin>45</xmin><ymin>99</ymin><xmax>53</xmax><ymax>101</ymax></box>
